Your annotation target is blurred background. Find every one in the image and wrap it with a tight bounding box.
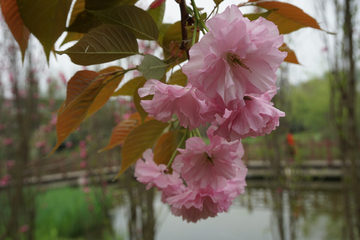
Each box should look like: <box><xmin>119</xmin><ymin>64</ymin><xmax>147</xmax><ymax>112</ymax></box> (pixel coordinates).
<box><xmin>0</xmin><ymin>0</ymin><xmax>359</xmax><ymax>239</ymax></box>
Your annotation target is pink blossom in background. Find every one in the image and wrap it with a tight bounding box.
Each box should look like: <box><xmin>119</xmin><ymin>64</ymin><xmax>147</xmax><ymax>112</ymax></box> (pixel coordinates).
<box><xmin>50</xmin><ymin>114</ymin><xmax>57</xmax><ymax>126</ymax></box>
<box><xmin>86</xmin><ymin>135</ymin><xmax>92</xmax><ymax>142</ymax></box>
<box><xmin>80</xmin><ymin>150</ymin><xmax>87</xmax><ymax>159</ymax></box>
<box><xmin>0</xmin><ymin>124</ymin><xmax>5</xmax><ymax>130</ymax></box>
<box><xmin>122</xmin><ymin>113</ymin><xmax>131</xmax><ymax>120</ymax></box>
<box><xmin>0</xmin><ymin>174</ymin><xmax>11</xmax><ymax>187</ymax></box>
<box><xmin>83</xmin><ymin>186</ymin><xmax>91</xmax><ymax>193</ymax></box>
<box><xmin>19</xmin><ymin>225</ymin><xmax>29</xmax><ymax>233</ymax></box>
<box><xmin>59</xmin><ymin>72</ymin><xmax>67</xmax><ymax>85</ymax></box>
<box><xmin>65</xmin><ymin>141</ymin><xmax>73</xmax><ymax>148</ymax></box>
<box><xmin>38</xmin><ymin>103</ymin><xmax>46</xmax><ymax>110</ymax></box>
<box><xmin>182</xmin><ymin>5</ymin><xmax>286</xmax><ymax>110</ymax></box>
<box><xmin>48</xmin><ymin>98</ymin><xmax>55</xmax><ymax>108</ymax></box>
<box><xmin>214</xmin><ymin>92</ymin><xmax>285</xmax><ymax>141</ymax></box>
<box><xmin>172</xmin><ymin>127</ymin><xmax>244</xmax><ymax>190</ymax></box>
<box><xmin>3</xmin><ymin>138</ymin><xmax>13</xmax><ymax>146</ymax></box>
<box><xmin>35</xmin><ymin>141</ymin><xmax>46</xmax><ymax>148</ymax></box>
<box><xmin>80</xmin><ymin>160</ymin><xmax>87</xmax><ymax>168</ymax></box>
<box><xmin>6</xmin><ymin>160</ymin><xmax>15</xmax><ymax>169</ymax></box>
<box><xmin>4</xmin><ymin>100</ymin><xmax>12</xmax><ymax>108</ymax></box>
<box><xmin>139</xmin><ymin>80</ymin><xmax>222</xmax><ymax>130</ymax></box>
<box><xmin>19</xmin><ymin>89</ymin><xmax>27</xmax><ymax>97</ymax></box>
<box><xmin>79</xmin><ymin>140</ymin><xmax>86</xmax><ymax>149</ymax></box>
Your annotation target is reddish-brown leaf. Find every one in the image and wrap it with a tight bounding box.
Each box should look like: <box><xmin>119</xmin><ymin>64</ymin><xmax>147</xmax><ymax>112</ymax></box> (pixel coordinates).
<box><xmin>117</xmin><ymin>119</ymin><xmax>169</xmax><ymax>176</ymax></box>
<box><xmin>50</xmin><ymin>68</ymin><xmax>124</xmax><ymax>155</ymax></box>
<box><xmin>99</xmin><ymin>113</ymin><xmax>152</xmax><ymax>152</ymax></box>
<box><xmin>86</xmin><ymin>66</ymin><xmax>124</xmax><ymax>118</ymax></box>
<box><xmin>0</xmin><ymin>0</ymin><xmax>30</xmax><ymax>59</ymax></box>
<box><xmin>56</xmin><ymin>70</ymin><xmax>99</xmax><ymax>115</ymax></box>
<box><xmin>153</xmin><ymin>131</ymin><xmax>178</xmax><ymax>166</ymax></box>
<box><xmin>279</xmin><ymin>43</ymin><xmax>300</xmax><ymax>65</ymax></box>
<box><xmin>250</xmin><ymin>1</ymin><xmax>322</xmax><ymax>34</ymax></box>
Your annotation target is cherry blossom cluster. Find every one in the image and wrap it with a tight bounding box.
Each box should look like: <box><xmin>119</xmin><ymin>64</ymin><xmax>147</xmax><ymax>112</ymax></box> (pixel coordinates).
<box><xmin>134</xmin><ymin>5</ymin><xmax>286</xmax><ymax>222</ymax></box>
<box><xmin>135</xmin><ymin>127</ymin><xmax>247</xmax><ymax>223</ymax></box>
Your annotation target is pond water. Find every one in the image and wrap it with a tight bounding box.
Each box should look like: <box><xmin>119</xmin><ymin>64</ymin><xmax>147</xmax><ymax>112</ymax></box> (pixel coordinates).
<box><xmin>111</xmin><ymin>180</ymin><xmax>345</xmax><ymax>240</ymax></box>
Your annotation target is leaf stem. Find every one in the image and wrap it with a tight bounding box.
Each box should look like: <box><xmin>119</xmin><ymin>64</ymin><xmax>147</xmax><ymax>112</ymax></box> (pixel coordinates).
<box><xmin>167</xmin><ymin>128</ymin><xmax>189</xmax><ymax>169</ymax></box>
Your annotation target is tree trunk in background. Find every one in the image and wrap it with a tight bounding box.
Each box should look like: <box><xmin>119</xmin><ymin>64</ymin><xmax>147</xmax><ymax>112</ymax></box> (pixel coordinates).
<box><xmin>343</xmin><ymin>0</ymin><xmax>360</xmax><ymax>236</ymax></box>
<box><xmin>318</xmin><ymin>0</ymin><xmax>359</xmax><ymax>238</ymax></box>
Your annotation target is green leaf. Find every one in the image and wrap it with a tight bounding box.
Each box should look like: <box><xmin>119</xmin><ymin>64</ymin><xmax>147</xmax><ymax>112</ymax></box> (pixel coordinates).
<box><xmin>138</xmin><ymin>55</ymin><xmax>168</xmax><ymax>80</ymax></box>
<box><xmin>118</xmin><ymin>119</ymin><xmax>169</xmax><ymax>175</ymax></box>
<box><xmin>85</xmin><ymin>0</ymin><xmax>137</xmax><ymax>10</ymax></box>
<box><xmin>0</xmin><ymin>0</ymin><xmax>30</xmax><ymax>60</ymax></box>
<box><xmin>58</xmin><ymin>25</ymin><xmax>139</xmax><ymax>66</ymax></box>
<box><xmin>17</xmin><ymin>0</ymin><xmax>72</xmax><ymax>61</ymax></box>
<box><xmin>133</xmin><ymin>78</ymin><xmax>150</xmax><ymax>123</ymax></box>
<box><xmin>112</xmin><ymin>76</ymin><xmax>146</xmax><ymax>96</ymax></box>
<box><xmin>68</xmin><ymin>0</ymin><xmax>85</xmax><ymax>26</ymax></box>
<box><xmin>158</xmin><ymin>23</ymin><xmax>171</xmax><ymax>44</ymax></box>
<box><xmin>148</xmin><ymin>1</ymin><xmax>165</xmax><ymax>29</ymax></box>
<box><xmin>243</xmin><ymin>11</ymin><xmax>272</xmax><ymax>21</ymax></box>
<box><xmin>67</xmin><ymin>10</ymin><xmax>102</xmax><ymax>33</ymax></box>
<box><xmin>60</xmin><ymin>32</ymin><xmax>84</xmax><ymax>47</ymax></box>
<box><xmin>213</xmin><ymin>0</ymin><xmax>223</xmax><ymax>6</ymax></box>
<box><xmin>91</xmin><ymin>5</ymin><xmax>159</xmax><ymax>40</ymax></box>
<box><xmin>154</xmin><ymin>131</ymin><xmax>178</xmax><ymax>166</ymax></box>
<box><xmin>167</xmin><ymin>69</ymin><xmax>187</xmax><ymax>86</ymax></box>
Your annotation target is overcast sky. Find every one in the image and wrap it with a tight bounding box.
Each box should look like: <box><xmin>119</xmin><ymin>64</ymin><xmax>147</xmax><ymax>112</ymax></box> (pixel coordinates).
<box><xmin>42</xmin><ymin>0</ymin><xmax>337</xmax><ymax>93</ymax></box>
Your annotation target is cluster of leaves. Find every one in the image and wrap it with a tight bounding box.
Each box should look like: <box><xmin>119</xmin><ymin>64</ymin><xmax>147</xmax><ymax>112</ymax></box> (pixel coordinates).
<box><xmin>0</xmin><ymin>0</ymin><xmax>328</xmax><ymax>176</ymax></box>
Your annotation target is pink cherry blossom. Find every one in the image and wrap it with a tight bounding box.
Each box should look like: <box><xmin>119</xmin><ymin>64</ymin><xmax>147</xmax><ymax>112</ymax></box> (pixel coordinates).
<box><xmin>6</xmin><ymin>160</ymin><xmax>15</xmax><ymax>169</ymax></box>
<box><xmin>172</xmin><ymin>127</ymin><xmax>244</xmax><ymax>190</ymax></box>
<box><xmin>35</xmin><ymin>141</ymin><xmax>46</xmax><ymax>148</ymax></box>
<box><xmin>3</xmin><ymin>138</ymin><xmax>13</xmax><ymax>146</ymax></box>
<box><xmin>167</xmin><ymin>167</ymin><xmax>247</xmax><ymax>223</ymax></box>
<box><xmin>135</xmin><ymin>147</ymin><xmax>248</xmax><ymax>223</ymax></box>
<box><xmin>138</xmin><ymin>80</ymin><xmax>221</xmax><ymax>130</ymax></box>
<box><xmin>0</xmin><ymin>174</ymin><xmax>11</xmax><ymax>187</ymax></box>
<box><xmin>80</xmin><ymin>150</ymin><xmax>87</xmax><ymax>159</ymax></box>
<box><xmin>19</xmin><ymin>225</ymin><xmax>29</xmax><ymax>233</ymax></box>
<box><xmin>134</xmin><ymin>149</ymin><xmax>183</xmax><ymax>199</ymax></box>
<box><xmin>80</xmin><ymin>160</ymin><xmax>87</xmax><ymax>168</ymax></box>
<box><xmin>214</xmin><ymin>92</ymin><xmax>285</xmax><ymax>141</ymax></box>
<box><xmin>182</xmin><ymin>5</ymin><xmax>286</xmax><ymax>110</ymax></box>
<box><xmin>65</xmin><ymin>141</ymin><xmax>73</xmax><ymax>148</ymax></box>
<box><xmin>79</xmin><ymin>140</ymin><xmax>86</xmax><ymax>149</ymax></box>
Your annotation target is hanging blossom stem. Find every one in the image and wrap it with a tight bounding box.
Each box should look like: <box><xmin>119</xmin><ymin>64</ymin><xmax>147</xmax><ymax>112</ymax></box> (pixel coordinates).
<box><xmin>179</xmin><ymin>0</ymin><xmax>191</xmax><ymax>59</ymax></box>
<box><xmin>190</xmin><ymin>0</ymin><xmax>209</xmax><ymax>33</ymax></box>
<box><xmin>167</xmin><ymin>128</ymin><xmax>189</xmax><ymax>169</ymax></box>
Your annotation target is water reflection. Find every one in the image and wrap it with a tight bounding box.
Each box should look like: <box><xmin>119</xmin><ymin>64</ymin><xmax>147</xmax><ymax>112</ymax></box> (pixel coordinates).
<box><xmin>112</xmin><ymin>179</ymin><xmax>348</xmax><ymax>240</ymax></box>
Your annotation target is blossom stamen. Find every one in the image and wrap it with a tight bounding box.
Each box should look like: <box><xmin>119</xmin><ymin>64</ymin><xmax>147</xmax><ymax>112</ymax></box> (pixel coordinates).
<box><xmin>203</xmin><ymin>152</ymin><xmax>214</xmax><ymax>166</ymax></box>
<box><xmin>226</xmin><ymin>52</ymin><xmax>252</xmax><ymax>73</ymax></box>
